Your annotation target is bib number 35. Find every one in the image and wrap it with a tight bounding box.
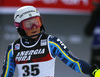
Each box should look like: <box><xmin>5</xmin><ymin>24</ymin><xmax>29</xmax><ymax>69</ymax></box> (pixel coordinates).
<box><xmin>22</xmin><ymin>64</ymin><xmax>40</xmax><ymax>76</ymax></box>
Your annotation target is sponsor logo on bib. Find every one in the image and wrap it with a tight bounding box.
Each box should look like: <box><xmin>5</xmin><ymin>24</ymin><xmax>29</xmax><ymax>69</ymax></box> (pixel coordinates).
<box><xmin>15</xmin><ymin>48</ymin><xmax>45</xmax><ymax>61</ymax></box>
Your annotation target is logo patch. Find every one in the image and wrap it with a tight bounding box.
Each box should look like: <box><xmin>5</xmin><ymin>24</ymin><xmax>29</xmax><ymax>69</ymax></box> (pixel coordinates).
<box><xmin>57</xmin><ymin>38</ymin><xmax>67</xmax><ymax>49</ymax></box>
<box><xmin>15</xmin><ymin>44</ymin><xmax>20</xmax><ymax>50</ymax></box>
<box><xmin>15</xmin><ymin>48</ymin><xmax>45</xmax><ymax>61</ymax></box>
<box><xmin>41</xmin><ymin>39</ymin><xmax>47</xmax><ymax>46</ymax></box>
<box><xmin>29</xmin><ymin>14</ymin><xmax>32</xmax><ymax>17</ymax></box>
<box><xmin>36</xmin><ymin>9</ymin><xmax>38</xmax><ymax>13</ymax></box>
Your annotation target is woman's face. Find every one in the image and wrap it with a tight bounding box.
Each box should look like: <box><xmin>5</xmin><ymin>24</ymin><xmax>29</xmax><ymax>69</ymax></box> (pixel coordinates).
<box><xmin>22</xmin><ymin>17</ymin><xmax>41</xmax><ymax>39</ymax></box>
<box><xmin>24</xmin><ymin>26</ymin><xmax>40</xmax><ymax>39</ymax></box>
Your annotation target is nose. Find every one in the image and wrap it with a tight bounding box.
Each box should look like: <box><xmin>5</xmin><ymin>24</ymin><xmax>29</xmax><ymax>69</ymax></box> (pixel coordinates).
<box><xmin>32</xmin><ymin>25</ymin><xmax>37</xmax><ymax>29</ymax></box>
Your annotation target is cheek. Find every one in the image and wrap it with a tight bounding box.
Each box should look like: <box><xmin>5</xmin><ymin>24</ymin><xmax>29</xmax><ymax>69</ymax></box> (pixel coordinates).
<box><xmin>37</xmin><ymin>28</ymin><xmax>41</xmax><ymax>32</ymax></box>
<box><xmin>24</xmin><ymin>27</ymin><xmax>40</xmax><ymax>36</ymax></box>
<box><xmin>24</xmin><ymin>30</ymin><xmax>31</xmax><ymax>35</ymax></box>
<box><xmin>25</xmin><ymin>30</ymin><xmax>29</xmax><ymax>33</ymax></box>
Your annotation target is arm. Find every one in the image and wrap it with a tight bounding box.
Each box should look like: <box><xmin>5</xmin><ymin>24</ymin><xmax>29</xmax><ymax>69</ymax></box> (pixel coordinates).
<box><xmin>48</xmin><ymin>36</ymin><xmax>91</xmax><ymax>74</ymax></box>
<box><xmin>48</xmin><ymin>36</ymin><xmax>100</xmax><ymax>76</ymax></box>
<box><xmin>1</xmin><ymin>45</ymin><xmax>16</xmax><ymax>77</ymax></box>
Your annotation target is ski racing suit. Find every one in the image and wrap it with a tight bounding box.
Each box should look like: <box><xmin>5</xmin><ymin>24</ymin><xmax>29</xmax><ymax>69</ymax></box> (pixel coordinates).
<box><xmin>1</xmin><ymin>33</ymin><xmax>91</xmax><ymax>77</ymax></box>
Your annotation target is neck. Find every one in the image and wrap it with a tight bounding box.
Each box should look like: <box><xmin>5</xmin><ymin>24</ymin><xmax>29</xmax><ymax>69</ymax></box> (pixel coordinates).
<box><xmin>22</xmin><ymin>36</ymin><xmax>39</xmax><ymax>46</ymax></box>
<box><xmin>22</xmin><ymin>31</ymin><xmax>44</xmax><ymax>39</ymax></box>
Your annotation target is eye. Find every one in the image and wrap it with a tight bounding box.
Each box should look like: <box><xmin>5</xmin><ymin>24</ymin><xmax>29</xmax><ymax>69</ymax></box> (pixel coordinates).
<box><xmin>33</xmin><ymin>19</ymin><xmax>40</xmax><ymax>25</ymax></box>
<box><xmin>24</xmin><ymin>21</ymin><xmax>32</xmax><ymax>28</ymax></box>
<box><xmin>26</xmin><ymin>23</ymin><xmax>31</xmax><ymax>28</ymax></box>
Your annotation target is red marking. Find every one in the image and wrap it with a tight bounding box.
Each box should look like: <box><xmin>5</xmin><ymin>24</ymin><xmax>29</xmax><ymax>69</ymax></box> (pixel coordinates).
<box><xmin>32</xmin><ymin>53</ymin><xmax>53</xmax><ymax>62</ymax></box>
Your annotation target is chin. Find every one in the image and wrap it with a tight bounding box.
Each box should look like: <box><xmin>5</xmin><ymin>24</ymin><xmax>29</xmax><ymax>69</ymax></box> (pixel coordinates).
<box><xmin>31</xmin><ymin>36</ymin><xmax>38</xmax><ymax>39</ymax></box>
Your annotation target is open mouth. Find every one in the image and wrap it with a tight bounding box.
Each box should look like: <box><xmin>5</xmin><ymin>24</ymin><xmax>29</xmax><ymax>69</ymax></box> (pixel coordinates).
<box><xmin>32</xmin><ymin>31</ymin><xmax>37</xmax><ymax>33</ymax></box>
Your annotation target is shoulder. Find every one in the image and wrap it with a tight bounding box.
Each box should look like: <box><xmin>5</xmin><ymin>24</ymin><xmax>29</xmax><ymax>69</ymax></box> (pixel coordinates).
<box><xmin>42</xmin><ymin>33</ymin><xmax>49</xmax><ymax>38</ymax></box>
<box><xmin>48</xmin><ymin>35</ymin><xmax>60</xmax><ymax>42</ymax></box>
<box><xmin>14</xmin><ymin>38</ymin><xmax>20</xmax><ymax>43</ymax></box>
<box><xmin>11</xmin><ymin>38</ymin><xmax>21</xmax><ymax>45</ymax></box>
<box><xmin>48</xmin><ymin>35</ymin><xmax>67</xmax><ymax>49</ymax></box>
<box><xmin>42</xmin><ymin>33</ymin><xmax>60</xmax><ymax>43</ymax></box>
<box><xmin>9</xmin><ymin>38</ymin><xmax>20</xmax><ymax>49</ymax></box>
